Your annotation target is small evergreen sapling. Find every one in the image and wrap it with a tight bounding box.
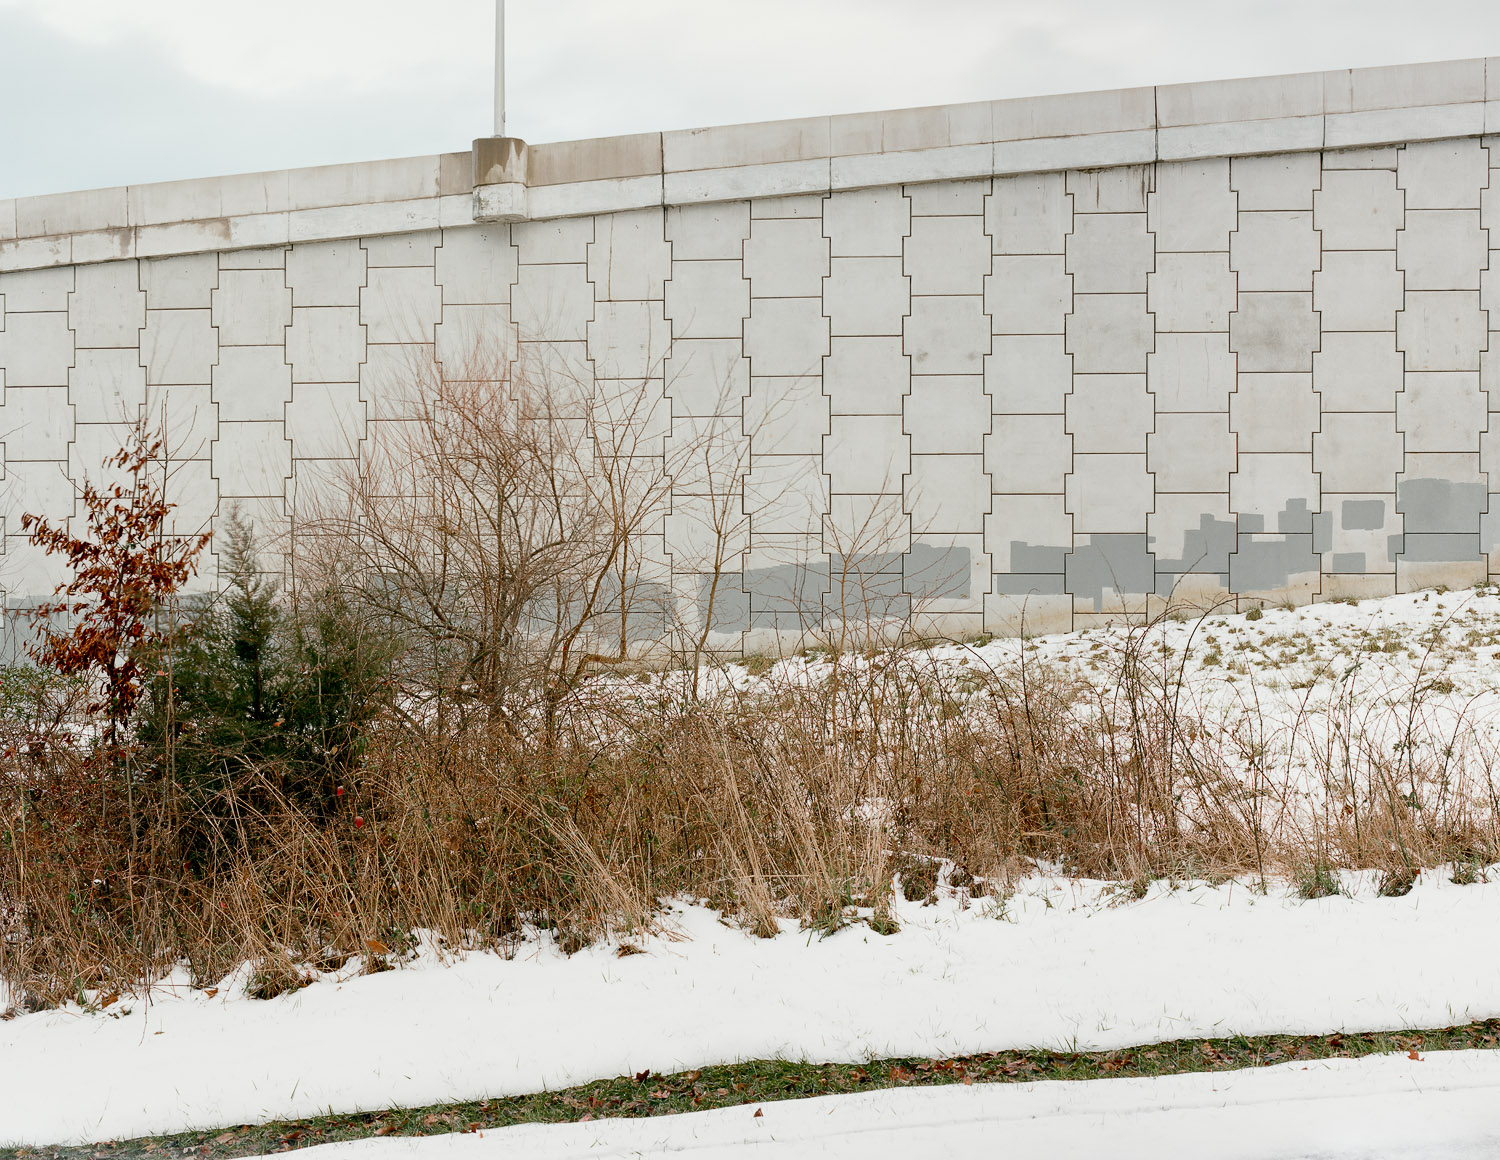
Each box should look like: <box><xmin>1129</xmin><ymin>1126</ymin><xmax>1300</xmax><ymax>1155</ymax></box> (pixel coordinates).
<box><xmin>141</xmin><ymin>507</ymin><xmax>392</xmax><ymax>841</ymax></box>
<box><xmin>140</xmin><ymin>507</ymin><xmax>287</xmax><ymax>794</ymax></box>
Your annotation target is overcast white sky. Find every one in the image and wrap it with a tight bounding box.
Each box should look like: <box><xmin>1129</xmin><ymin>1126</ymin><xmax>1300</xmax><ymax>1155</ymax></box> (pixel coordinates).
<box><xmin>1</xmin><ymin>0</ymin><xmax>1498</xmax><ymax>200</ymax></box>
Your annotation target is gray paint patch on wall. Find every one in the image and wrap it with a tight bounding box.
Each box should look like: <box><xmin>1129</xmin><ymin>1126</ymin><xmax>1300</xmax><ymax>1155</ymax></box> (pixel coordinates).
<box><xmin>1154</xmin><ymin>514</ymin><xmax>1238</xmax><ymax>582</ymax></box>
<box><xmin>698</xmin><ymin>577</ymin><xmax>751</xmax><ymax>634</ymax></box>
<box><xmin>904</xmin><ymin>542</ymin><xmax>972</xmax><ymax>600</ymax></box>
<box><xmin>1010</xmin><ymin>541</ymin><xmax>1068</xmax><ymax>573</ymax></box>
<box><xmin>994</xmin><ymin>572</ymin><xmax>1067</xmax><ymax>596</ymax></box>
<box><xmin>1281</xmin><ymin>499</ymin><xmax>1317</xmax><ymax>536</ymax></box>
<box><xmin>1391</xmin><ymin>478</ymin><xmax>1487</xmax><ymax>563</ymax></box>
<box><xmin>1230</xmin><ymin>533</ymin><xmax>1319</xmax><ymax>592</ymax></box>
<box><xmin>745</xmin><ymin>555</ymin><xmax>829</xmax><ymax>631</ymax></box>
<box><xmin>1342</xmin><ymin>499</ymin><xmax>1386</xmax><ymax>531</ymax></box>
<box><xmin>1314</xmin><ymin>511</ymin><xmax>1333</xmax><ymax>555</ymax></box>
<box><xmin>1397</xmin><ymin>478</ymin><xmax>1487</xmax><ymax>536</ymax></box>
<box><xmin>1399</xmin><ymin>533</ymin><xmax>1482</xmax><ymax>562</ymax></box>
<box><xmin>533</xmin><ymin>576</ymin><xmax>677</xmax><ymax>642</ymax></box>
<box><xmin>1065</xmin><ymin>535</ymin><xmax>1156</xmax><ymax>611</ymax></box>
<box><xmin>999</xmin><ymin>504</ymin><xmax>1332</xmax><ymax>605</ymax></box>
<box><xmin>733</xmin><ymin>542</ymin><xmax>971</xmax><ymax>631</ymax></box>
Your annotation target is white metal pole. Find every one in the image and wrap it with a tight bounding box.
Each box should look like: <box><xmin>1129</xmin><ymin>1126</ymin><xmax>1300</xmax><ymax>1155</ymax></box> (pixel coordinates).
<box><xmin>494</xmin><ymin>0</ymin><xmax>506</xmax><ymax>137</ymax></box>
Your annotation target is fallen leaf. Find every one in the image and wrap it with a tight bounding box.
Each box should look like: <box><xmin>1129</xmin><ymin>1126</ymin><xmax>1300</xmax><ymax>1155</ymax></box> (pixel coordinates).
<box><xmin>100</xmin><ymin>992</ymin><xmax>119</xmax><ymax>1008</ymax></box>
<box><xmin>365</xmin><ymin>939</ymin><xmax>389</xmax><ymax>956</ymax></box>
<box><xmin>634</xmin><ymin>1069</ymin><xmax>652</xmax><ymax>1082</ymax></box>
<box><xmin>203</xmin><ymin>988</ymin><xmax>219</xmax><ymax>999</ymax></box>
<box><xmin>616</xmin><ymin>944</ymin><xmax>645</xmax><ymax>958</ymax></box>
<box><xmin>1408</xmin><ymin>1050</ymin><xmax>1423</xmax><ymax>1061</ymax></box>
<box><xmin>753</xmin><ymin>1108</ymin><xmax>763</xmax><ymax>1118</ymax></box>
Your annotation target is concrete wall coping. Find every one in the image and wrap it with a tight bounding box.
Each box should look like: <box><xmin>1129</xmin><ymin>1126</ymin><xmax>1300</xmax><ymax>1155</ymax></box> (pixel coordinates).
<box><xmin>3</xmin><ymin>56</ymin><xmax>1497</xmax><ymax>272</ymax></box>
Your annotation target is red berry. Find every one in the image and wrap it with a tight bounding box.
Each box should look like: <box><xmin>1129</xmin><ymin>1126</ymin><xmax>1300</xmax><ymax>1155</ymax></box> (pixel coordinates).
<box><xmin>336</xmin><ymin>787</ymin><xmax>344</xmax><ymax>797</ymax></box>
<box><xmin>354</xmin><ymin>816</ymin><xmax>364</xmax><ymax>828</ymax></box>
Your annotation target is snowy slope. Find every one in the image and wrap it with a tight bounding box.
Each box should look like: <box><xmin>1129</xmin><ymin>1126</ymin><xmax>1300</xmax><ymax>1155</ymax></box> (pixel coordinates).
<box><xmin>3</xmin><ymin>874</ymin><xmax>1499</xmax><ymax>1146</ymax></box>
<box><xmin>7</xmin><ymin>590</ymin><xmax>1500</xmax><ymax>1150</ymax></box>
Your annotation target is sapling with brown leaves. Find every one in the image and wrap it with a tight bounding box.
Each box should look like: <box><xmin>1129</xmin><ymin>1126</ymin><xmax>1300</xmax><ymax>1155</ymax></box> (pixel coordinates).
<box><xmin>20</xmin><ymin>418</ymin><xmax>211</xmax><ymax>755</ymax></box>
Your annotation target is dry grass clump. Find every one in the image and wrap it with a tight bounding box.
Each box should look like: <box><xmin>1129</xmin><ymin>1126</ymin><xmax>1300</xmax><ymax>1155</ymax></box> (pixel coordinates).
<box><xmin>5</xmin><ymin>605</ymin><xmax>1500</xmax><ymax>1008</ymax></box>
<box><xmin>5</xmin><ymin>350</ymin><xmax>1499</xmax><ymax>1008</ymax></box>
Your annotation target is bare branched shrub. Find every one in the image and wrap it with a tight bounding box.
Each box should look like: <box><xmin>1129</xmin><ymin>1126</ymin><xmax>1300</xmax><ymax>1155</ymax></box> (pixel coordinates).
<box><xmin>5</xmin><ymin>346</ymin><xmax>1500</xmax><ymax>1008</ymax></box>
<box><xmin>296</xmin><ymin>341</ymin><xmax>686</xmax><ymax>739</ymax></box>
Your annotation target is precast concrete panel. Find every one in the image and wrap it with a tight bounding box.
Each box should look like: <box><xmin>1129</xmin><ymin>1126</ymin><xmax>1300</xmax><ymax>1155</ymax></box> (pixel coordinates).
<box><xmin>7</xmin><ymin>59</ymin><xmax>1500</xmax><ymax>641</ymax></box>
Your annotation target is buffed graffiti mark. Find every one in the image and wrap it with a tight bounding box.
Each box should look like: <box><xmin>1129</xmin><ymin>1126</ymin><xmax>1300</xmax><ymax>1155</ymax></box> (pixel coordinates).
<box><xmin>1399</xmin><ymin>533</ymin><xmax>1482</xmax><ymax>563</ymax></box>
<box><xmin>997</xmin><ymin>500</ymin><xmax>1340</xmax><ymax>609</ymax></box>
<box><xmin>1342</xmin><ymin>499</ymin><xmax>1386</xmax><ymax>531</ymax></box>
<box><xmin>1154</xmin><ymin>515</ymin><xmax>1238</xmax><ymax>582</ymax></box>
<box><xmin>1008</xmin><ymin>541</ymin><xmax>1067</xmax><ymax>574</ymax></box>
<box><xmin>1230</xmin><ymin>533</ymin><xmax>1319</xmax><ymax>593</ymax></box>
<box><xmin>1065</xmin><ymin>535</ymin><xmax>1155</xmax><ymax>611</ymax></box>
<box><xmin>723</xmin><ymin>543</ymin><xmax>972</xmax><ymax>631</ymax></box>
<box><xmin>1394</xmin><ymin>478</ymin><xmax>1487</xmax><ymax>562</ymax></box>
<box><xmin>1397</xmin><ymin>478</ymin><xmax>1486</xmax><ymax>530</ymax></box>
<box><xmin>994</xmin><ymin>573</ymin><xmax>1067</xmax><ymax>597</ymax></box>
<box><xmin>903</xmin><ymin>542</ymin><xmax>972</xmax><ymax>601</ymax></box>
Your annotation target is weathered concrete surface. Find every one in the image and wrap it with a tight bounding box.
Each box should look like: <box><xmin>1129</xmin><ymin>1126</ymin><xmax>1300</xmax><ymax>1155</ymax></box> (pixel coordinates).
<box><xmin>2</xmin><ymin>58</ymin><xmax>1499</xmax><ymax>644</ymax></box>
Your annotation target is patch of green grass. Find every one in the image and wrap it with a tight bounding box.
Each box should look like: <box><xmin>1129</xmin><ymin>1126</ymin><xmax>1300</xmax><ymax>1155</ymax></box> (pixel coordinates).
<box><xmin>10</xmin><ymin>1021</ymin><xmax>1498</xmax><ymax>1160</ymax></box>
<box><xmin>1451</xmin><ymin>860</ymin><xmax>1489</xmax><ymax>886</ymax></box>
<box><xmin>740</xmin><ymin>653</ymin><xmax>775</xmax><ymax>676</ymax></box>
<box><xmin>1295</xmin><ymin>862</ymin><xmax>1344</xmax><ymax>900</ymax></box>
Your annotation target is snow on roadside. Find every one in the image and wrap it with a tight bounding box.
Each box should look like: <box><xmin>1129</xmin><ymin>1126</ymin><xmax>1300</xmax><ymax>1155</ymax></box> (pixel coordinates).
<box><xmin>245</xmin><ymin>1050</ymin><xmax>1500</xmax><ymax>1160</ymax></box>
<box><xmin>4</xmin><ymin>872</ymin><xmax>1500</xmax><ymax>1147</ymax></box>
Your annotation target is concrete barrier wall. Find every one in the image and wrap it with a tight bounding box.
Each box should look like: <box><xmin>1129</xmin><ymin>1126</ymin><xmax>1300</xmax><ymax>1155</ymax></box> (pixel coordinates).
<box><xmin>1</xmin><ymin>58</ymin><xmax>1499</xmax><ymax>642</ymax></box>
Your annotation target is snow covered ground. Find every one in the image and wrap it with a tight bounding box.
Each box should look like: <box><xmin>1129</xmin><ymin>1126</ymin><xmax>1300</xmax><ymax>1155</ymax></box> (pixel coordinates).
<box><xmin>725</xmin><ymin>585</ymin><xmax>1500</xmax><ymax>759</ymax></box>
<box><xmin>7</xmin><ymin>589</ymin><xmax>1500</xmax><ymax>1155</ymax></box>
<box><xmin>663</xmin><ymin>584</ymin><xmax>1500</xmax><ymax>843</ymax></box>
<box><xmin>241</xmin><ymin>1051</ymin><xmax>1500</xmax><ymax>1160</ymax></box>
<box><xmin>700</xmin><ymin>585</ymin><xmax>1500</xmax><ymax>702</ymax></box>
<box><xmin>3</xmin><ymin>873</ymin><xmax>1499</xmax><ymax>1148</ymax></box>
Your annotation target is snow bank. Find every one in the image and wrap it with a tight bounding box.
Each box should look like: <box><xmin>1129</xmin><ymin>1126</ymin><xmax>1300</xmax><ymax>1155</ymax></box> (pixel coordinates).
<box><xmin>242</xmin><ymin>1050</ymin><xmax>1500</xmax><ymax>1160</ymax></box>
<box><xmin>4</xmin><ymin>873</ymin><xmax>1499</xmax><ymax>1146</ymax></box>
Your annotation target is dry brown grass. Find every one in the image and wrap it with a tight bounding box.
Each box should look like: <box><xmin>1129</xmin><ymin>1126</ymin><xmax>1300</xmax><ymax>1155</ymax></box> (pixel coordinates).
<box><xmin>5</xmin><ymin>344</ymin><xmax>1498</xmax><ymax>1009</ymax></box>
<box><xmin>6</xmin><ymin>616</ymin><xmax>1498</xmax><ymax>1010</ymax></box>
